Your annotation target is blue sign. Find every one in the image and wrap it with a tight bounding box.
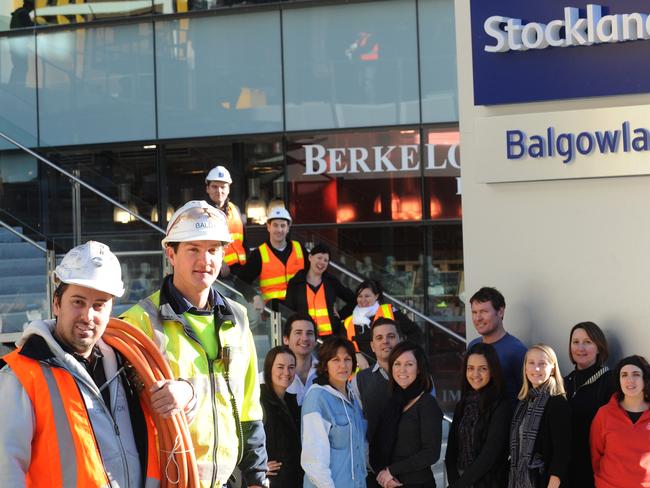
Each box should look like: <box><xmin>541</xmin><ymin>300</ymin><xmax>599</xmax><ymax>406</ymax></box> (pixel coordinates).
<box><xmin>471</xmin><ymin>1</ymin><xmax>650</xmax><ymax>105</ymax></box>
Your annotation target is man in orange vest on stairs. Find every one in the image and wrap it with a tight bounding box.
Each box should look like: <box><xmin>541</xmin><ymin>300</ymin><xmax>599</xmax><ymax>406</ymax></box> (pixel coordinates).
<box><xmin>205</xmin><ymin>165</ymin><xmax>248</xmax><ymax>277</ymax></box>
<box><xmin>0</xmin><ymin>241</ymin><xmax>159</xmax><ymax>488</ymax></box>
<box><xmin>237</xmin><ymin>207</ymin><xmax>308</xmax><ymax>313</ymax></box>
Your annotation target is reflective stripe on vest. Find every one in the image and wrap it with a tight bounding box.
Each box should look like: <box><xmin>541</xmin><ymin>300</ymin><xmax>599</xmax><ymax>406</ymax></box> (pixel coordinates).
<box><xmin>224</xmin><ymin>203</ymin><xmax>247</xmax><ymax>266</ymax></box>
<box><xmin>258</xmin><ymin>241</ymin><xmax>304</xmax><ymax>302</ymax></box>
<box><xmin>4</xmin><ymin>351</ymin><xmax>111</xmax><ymax>488</ymax></box>
<box><xmin>306</xmin><ymin>285</ymin><xmax>332</xmax><ymax>336</ymax></box>
<box><xmin>344</xmin><ymin>304</ymin><xmax>394</xmax><ymax>351</ymax></box>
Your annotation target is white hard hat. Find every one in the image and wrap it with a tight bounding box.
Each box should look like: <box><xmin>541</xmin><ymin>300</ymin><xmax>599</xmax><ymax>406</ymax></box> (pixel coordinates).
<box><xmin>266</xmin><ymin>206</ymin><xmax>292</xmax><ymax>223</ymax></box>
<box><xmin>54</xmin><ymin>241</ymin><xmax>125</xmax><ymax>297</ymax></box>
<box><xmin>205</xmin><ymin>166</ymin><xmax>232</xmax><ymax>184</ymax></box>
<box><xmin>161</xmin><ymin>200</ymin><xmax>232</xmax><ymax>248</ymax></box>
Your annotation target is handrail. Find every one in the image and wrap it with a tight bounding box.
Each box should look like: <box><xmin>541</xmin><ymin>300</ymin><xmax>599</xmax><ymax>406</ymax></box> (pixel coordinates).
<box><xmin>0</xmin><ymin>131</ymin><xmax>166</xmax><ymax>234</ymax></box>
<box><xmin>328</xmin><ymin>261</ymin><xmax>466</xmax><ymax>343</ymax></box>
<box><xmin>0</xmin><ymin>219</ymin><xmax>47</xmax><ymax>253</ymax></box>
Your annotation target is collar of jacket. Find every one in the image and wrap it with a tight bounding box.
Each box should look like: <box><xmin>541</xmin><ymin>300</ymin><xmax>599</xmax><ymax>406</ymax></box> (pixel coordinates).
<box><xmin>158</xmin><ymin>275</ymin><xmax>236</xmax><ymax>324</ymax></box>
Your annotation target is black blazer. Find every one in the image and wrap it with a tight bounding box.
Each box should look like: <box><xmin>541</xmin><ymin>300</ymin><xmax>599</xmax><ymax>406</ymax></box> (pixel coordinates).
<box><xmin>446</xmin><ymin>397</ymin><xmax>511</xmax><ymax>488</ymax></box>
<box><xmin>260</xmin><ymin>384</ymin><xmax>303</xmax><ymax>488</ymax></box>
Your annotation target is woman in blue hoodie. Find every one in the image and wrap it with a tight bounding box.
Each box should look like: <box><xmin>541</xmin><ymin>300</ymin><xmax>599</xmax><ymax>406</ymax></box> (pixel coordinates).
<box><xmin>301</xmin><ymin>336</ymin><xmax>367</xmax><ymax>488</ymax></box>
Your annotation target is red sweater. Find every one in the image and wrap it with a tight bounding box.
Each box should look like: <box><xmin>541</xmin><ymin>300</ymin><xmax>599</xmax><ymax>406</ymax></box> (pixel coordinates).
<box><xmin>590</xmin><ymin>394</ymin><xmax>650</xmax><ymax>488</ymax></box>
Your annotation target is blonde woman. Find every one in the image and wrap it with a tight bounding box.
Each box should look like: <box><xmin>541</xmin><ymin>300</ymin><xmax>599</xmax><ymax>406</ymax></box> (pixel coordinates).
<box><xmin>508</xmin><ymin>344</ymin><xmax>571</xmax><ymax>488</ymax></box>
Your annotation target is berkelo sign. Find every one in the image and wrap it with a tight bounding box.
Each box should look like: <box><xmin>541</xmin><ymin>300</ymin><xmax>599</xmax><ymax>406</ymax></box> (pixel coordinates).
<box><xmin>470</xmin><ymin>0</ymin><xmax>650</xmax><ymax>105</ymax></box>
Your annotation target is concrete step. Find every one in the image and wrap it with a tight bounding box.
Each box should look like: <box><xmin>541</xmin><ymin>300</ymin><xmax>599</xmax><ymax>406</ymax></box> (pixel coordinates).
<box><xmin>0</xmin><ymin>275</ymin><xmax>46</xmax><ymax>295</ymax></box>
<box><xmin>0</xmin><ymin>292</ymin><xmax>47</xmax><ymax>314</ymax></box>
<box><xmin>0</xmin><ymin>242</ymin><xmax>46</xmax><ymax>259</ymax></box>
<box><xmin>0</xmin><ymin>257</ymin><xmax>46</xmax><ymax>276</ymax></box>
<box><xmin>0</xmin><ymin>227</ymin><xmax>24</xmax><ymax>243</ymax></box>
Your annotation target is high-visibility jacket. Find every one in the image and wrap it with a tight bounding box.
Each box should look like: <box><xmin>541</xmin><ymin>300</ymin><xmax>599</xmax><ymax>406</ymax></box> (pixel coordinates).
<box><xmin>3</xmin><ymin>345</ymin><xmax>160</xmax><ymax>488</ymax></box>
<box><xmin>224</xmin><ymin>202</ymin><xmax>247</xmax><ymax>267</ymax></box>
<box><xmin>306</xmin><ymin>284</ymin><xmax>332</xmax><ymax>336</ymax></box>
<box><xmin>120</xmin><ymin>289</ymin><xmax>266</xmax><ymax>488</ymax></box>
<box><xmin>343</xmin><ymin>304</ymin><xmax>395</xmax><ymax>351</ymax></box>
<box><xmin>258</xmin><ymin>241</ymin><xmax>304</xmax><ymax>302</ymax></box>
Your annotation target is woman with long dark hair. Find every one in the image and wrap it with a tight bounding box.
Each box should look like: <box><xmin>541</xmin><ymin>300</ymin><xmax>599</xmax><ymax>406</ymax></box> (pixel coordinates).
<box><xmin>590</xmin><ymin>355</ymin><xmax>650</xmax><ymax>488</ymax></box>
<box><xmin>564</xmin><ymin>322</ymin><xmax>614</xmax><ymax>488</ymax></box>
<box><xmin>446</xmin><ymin>342</ymin><xmax>510</xmax><ymax>487</ymax></box>
<box><xmin>260</xmin><ymin>345</ymin><xmax>303</xmax><ymax>487</ymax></box>
<box><xmin>371</xmin><ymin>341</ymin><xmax>443</xmax><ymax>488</ymax></box>
<box><xmin>508</xmin><ymin>344</ymin><xmax>571</xmax><ymax>488</ymax></box>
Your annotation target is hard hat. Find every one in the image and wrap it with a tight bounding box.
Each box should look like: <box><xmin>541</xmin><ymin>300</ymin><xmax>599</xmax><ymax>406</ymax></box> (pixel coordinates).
<box><xmin>54</xmin><ymin>241</ymin><xmax>125</xmax><ymax>297</ymax></box>
<box><xmin>205</xmin><ymin>166</ymin><xmax>232</xmax><ymax>184</ymax></box>
<box><xmin>161</xmin><ymin>200</ymin><xmax>232</xmax><ymax>248</ymax></box>
<box><xmin>266</xmin><ymin>206</ymin><xmax>292</xmax><ymax>223</ymax></box>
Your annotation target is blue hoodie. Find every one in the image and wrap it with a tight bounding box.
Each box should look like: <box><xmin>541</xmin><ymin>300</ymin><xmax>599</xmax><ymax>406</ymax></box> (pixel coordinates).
<box><xmin>301</xmin><ymin>383</ymin><xmax>367</xmax><ymax>488</ymax></box>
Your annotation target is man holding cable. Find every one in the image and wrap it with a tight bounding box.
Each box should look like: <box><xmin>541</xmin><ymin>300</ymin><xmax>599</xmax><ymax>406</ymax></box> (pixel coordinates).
<box><xmin>121</xmin><ymin>200</ymin><xmax>268</xmax><ymax>488</ymax></box>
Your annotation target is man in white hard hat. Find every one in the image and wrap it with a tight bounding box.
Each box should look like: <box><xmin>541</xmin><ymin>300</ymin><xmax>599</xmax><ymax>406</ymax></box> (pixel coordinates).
<box><xmin>120</xmin><ymin>200</ymin><xmax>269</xmax><ymax>488</ymax></box>
<box><xmin>0</xmin><ymin>241</ymin><xmax>159</xmax><ymax>487</ymax></box>
<box><xmin>237</xmin><ymin>206</ymin><xmax>308</xmax><ymax>312</ymax></box>
<box><xmin>205</xmin><ymin>165</ymin><xmax>247</xmax><ymax>277</ymax></box>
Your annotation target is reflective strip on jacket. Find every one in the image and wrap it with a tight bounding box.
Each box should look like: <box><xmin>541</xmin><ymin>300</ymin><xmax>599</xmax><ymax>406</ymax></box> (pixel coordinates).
<box><xmin>344</xmin><ymin>304</ymin><xmax>395</xmax><ymax>351</ymax></box>
<box><xmin>3</xmin><ymin>348</ymin><xmax>160</xmax><ymax>488</ymax></box>
<box><xmin>258</xmin><ymin>241</ymin><xmax>304</xmax><ymax>302</ymax></box>
<box><xmin>120</xmin><ymin>291</ymin><xmax>263</xmax><ymax>488</ymax></box>
<box><xmin>306</xmin><ymin>284</ymin><xmax>332</xmax><ymax>336</ymax></box>
<box><xmin>224</xmin><ymin>202</ymin><xmax>247</xmax><ymax>266</ymax></box>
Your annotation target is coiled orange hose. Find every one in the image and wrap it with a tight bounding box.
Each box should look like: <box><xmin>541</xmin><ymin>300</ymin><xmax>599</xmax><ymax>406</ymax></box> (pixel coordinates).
<box><xmin>104</xmin><ymin>317</ymin><xmax>199</xmax><ymax>488</ymax></box>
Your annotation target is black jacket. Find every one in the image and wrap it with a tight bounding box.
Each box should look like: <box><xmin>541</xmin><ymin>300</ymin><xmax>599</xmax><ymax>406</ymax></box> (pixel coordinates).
<box><xmin>260</xmin><ymin>384</ymin><xmax>303</xmax><ymax>488</ymax></box>
<box><xmin>446</xmin><ymin>397</ymin><xmax>511</xmax><ymax>488</ymax></box>
<box><xmin>284</xmin><ymin>269</ymin><xmax>355</xmax><ymax>336</ymax></box>
<box><xmin>564</xmin><ymin>366</ymin><xmax>614</xmax><ymax>488</ymax></box>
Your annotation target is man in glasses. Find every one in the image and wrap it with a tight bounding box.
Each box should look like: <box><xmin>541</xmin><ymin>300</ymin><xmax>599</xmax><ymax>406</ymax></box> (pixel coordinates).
<box><xmin>121</xmin><ymin>200</ymin><xmax>268</xmax><ymax>488</ymax></box>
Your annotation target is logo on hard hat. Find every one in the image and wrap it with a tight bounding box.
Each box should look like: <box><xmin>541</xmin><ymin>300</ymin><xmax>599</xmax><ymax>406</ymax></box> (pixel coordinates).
<box><xmin>196</xmin><ymin>221</ymin><xmax>216</xmax><ymax>229</ymax></box>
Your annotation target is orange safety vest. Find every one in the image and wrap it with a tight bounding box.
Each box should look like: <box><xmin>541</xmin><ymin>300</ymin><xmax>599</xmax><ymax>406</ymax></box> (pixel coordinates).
<box><xmin>343</xmin><ymin>304</ymin><xmax>395</xmax><ymax>351</ymax></box>
<box><xmin>306</xmin><ymin>284</ymin><xmax>332</xmax><ymax>336</ymax></box>
<box><xmin>258</xmin><ymin>241</ymin><xmax>304</xmax><ymax>302</ymax></box>
<box><xmin>3</xmin><ymin>349</ymin><xmax>160</xmax><ymax>488</ymax></box>
<box><xmin>224</xmin><ymin>202</ymin><xmax>247</xmax><ymax>267</ymax></box>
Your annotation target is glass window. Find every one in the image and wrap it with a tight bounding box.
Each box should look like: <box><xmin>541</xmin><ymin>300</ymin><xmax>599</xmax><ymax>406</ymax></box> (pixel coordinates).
<box><xmin>37</xmin><ymin>23</ymin><xmax>156</xmax><ymax>146</ymax></box>
<box><xmin>0</xmin><ymin>150</ymin><xmax>40</xmax><ymax>235</ymax></box>
<box><xmin>287</xmin><ymin>128</ymin><xmax>423</xmax><ymax>224</ymax></box>
<box><xmin>155</xmin><ymin>12</ymin><xmax>283</xmax><ymax>139</ymax></box>
<box><xmin>423</xmin><ymin>126</ymin><xmax>461</xmax><ymax>220</ymax></box>
<box><xmin>283</xmin><ymin>0</ymin><xmax>419</xmax><ymax>130</ymax></box>
<box><xmin>418</xmin><ymin>0</ymin><xmax>458</xmax><ymax>123</ymax></box>
<box><xmin>0</xmin><ymin>33</ymin><xmax>37</xmax><ymax>149</ymax></box>
<box><xmin>34</xmin><ymin>0</ymin><xmax>154</xmax><ymax>28</ymax></box>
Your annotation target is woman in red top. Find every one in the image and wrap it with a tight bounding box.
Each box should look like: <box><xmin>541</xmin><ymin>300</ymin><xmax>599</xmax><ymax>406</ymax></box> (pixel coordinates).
<box><xmin>590</xmin><ymin>355</ymin><xmax>650</xmax><ymax>488</ymax></box>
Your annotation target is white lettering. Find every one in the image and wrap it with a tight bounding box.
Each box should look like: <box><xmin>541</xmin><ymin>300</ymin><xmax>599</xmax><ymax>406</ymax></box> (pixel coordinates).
<box><xmin>448</xmin><ymin>145</ymin><xmax>461</xmax><ymax>169</ymax></box>
<box><xmin>483</xmin><ymin>4</ymin><xmax>650</xmax><ymax>53</ymax></box>
<box><xmin>328</xmin><ymin>148</ymin><xmax>347</xmax><ymax>174</ymax></box>
<box><xmin>373</xmin><ymin>146</ymin><xmax>398</xmax><ymax>172</ymax></box>
<box><xmin>348</xmin><ymin>147</ymin><xmax>371</xmax><ymax>173</ymax></box>
<box><xmin>400</xmin><ymin>145</ymin><xmax>419</xmax><ymax>171</ymax></box>
<box><xmin>304</xmin><ymin>145</ymin><xmax>327</xmax><ymax>175</ymax></box>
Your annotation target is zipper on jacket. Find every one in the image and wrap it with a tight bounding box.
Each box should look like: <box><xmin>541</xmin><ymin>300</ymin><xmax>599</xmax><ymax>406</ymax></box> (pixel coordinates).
<box><xmin>208</xmin><ymin>357</ymin><xmax>220</xmax><ymax>488</ymax></box>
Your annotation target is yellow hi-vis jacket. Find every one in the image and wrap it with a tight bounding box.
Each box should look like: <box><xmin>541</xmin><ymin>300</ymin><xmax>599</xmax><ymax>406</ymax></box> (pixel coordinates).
<box><xmin>223</xmin><ymin>202</ymin><xmax>247</xmax><ymax>267</ymax></box>
<box><xmin>120</xmin><ymin>290</ymin><xmax>266</xmax><ymax>488</ymax></box>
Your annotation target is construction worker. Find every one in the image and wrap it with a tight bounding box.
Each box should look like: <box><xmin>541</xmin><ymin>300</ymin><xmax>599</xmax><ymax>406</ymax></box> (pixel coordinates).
<box><xmin>237</xmin><ymin>207</ymin><xmax>308</xmax><ymax>312</ymax></box>
<box><xmin>284</xmin><ymin>243</ymin><xmax>355</xmax><ymax>338</ymax></box>
<box><xmin>205</xmin><ymin>165</ymin><xmax>247</xmax><ymax>277</ymax></box>
<box><xmin>120</xmin><ymin>200</ymin><xmax>268</xmax><ymax>488</ymax></box>
<box><xmin>0</xmin><ymin>241</ymin><xmax>159</xmax><ymax>487</ymax></box>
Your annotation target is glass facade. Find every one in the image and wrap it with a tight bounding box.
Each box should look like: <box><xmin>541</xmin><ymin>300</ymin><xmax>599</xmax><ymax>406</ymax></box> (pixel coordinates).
<box><xmin>0</xmin><ymin>0</ymin><xmax>464</xmax><ymax>412</ymax></box>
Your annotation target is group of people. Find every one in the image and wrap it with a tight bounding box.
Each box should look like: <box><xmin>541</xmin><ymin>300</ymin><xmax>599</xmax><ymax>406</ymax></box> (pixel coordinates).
<box><xmin>0</xmin><ymin>162</ymin><xmax>647</xmax><ymax>488</ymax></box>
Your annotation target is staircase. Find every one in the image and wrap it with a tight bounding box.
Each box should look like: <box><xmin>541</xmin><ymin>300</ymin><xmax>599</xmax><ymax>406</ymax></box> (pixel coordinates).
<box><xmin>0</xmin><ymin>228</ymin><xmax>48</xmax><ymax>335</ymax></box>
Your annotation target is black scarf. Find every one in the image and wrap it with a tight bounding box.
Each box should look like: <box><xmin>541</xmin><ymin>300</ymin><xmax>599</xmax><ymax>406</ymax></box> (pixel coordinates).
<box><xmin>371</xmin><ymin>381</ymin><xmax>425</xmax><ymax>472</ymax></box>
<box><xmin>457</xmin><ymin>391</ymin><xmax>480</xmax><ymax>470</ymax></box>
<box><xmin>508</xmin><ymin>386</ymin><xmax>550</xmax><ymax>488</ymax></box>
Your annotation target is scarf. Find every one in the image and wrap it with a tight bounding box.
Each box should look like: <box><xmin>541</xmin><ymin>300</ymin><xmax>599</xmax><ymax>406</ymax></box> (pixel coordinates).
<box><xmin>371</xmin><ymin>381</ymin><xmax>424</xmax><ymax>472</ymax></box>
<box><xmin>508</xmin><ymin>386</ymin><xmax>550</xmax><ymax>488</ymax></box>
<box><xmin>570</xmin><ymin>364</ymin><xmax>609</xmax><ymax>398</ymax></box>
<box><xmin>352</xmin><ymin>302</ymin><xmax>380</xmax><ymax>329</ymax></box>
<box><xmin>457</xmin><ymin>391</ymin><xmax>480</xmax><ymax>470</ymax></box>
